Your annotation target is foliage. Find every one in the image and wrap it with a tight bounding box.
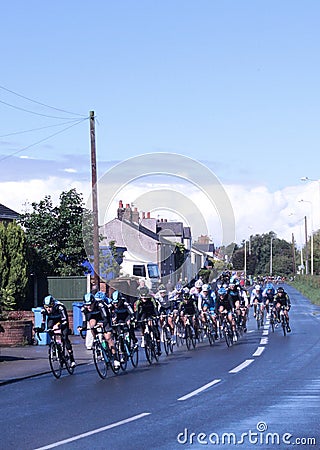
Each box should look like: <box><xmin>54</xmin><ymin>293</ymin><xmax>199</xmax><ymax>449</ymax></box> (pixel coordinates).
<box><xmin>19</xmin><ymin>189</ymin><xmax>93</xmax><ymax>277</ymax></box>
<box><xmin>290</xmin><ymin>275</ymin><xmax>320</xmax><ymax>305</ymax></box>
<box><xmin>231</xmin><ymin>231</ymin><xmax>295</xmax><ymax>276</ymax></box>
<box><xmin>0</xmin><ymin>222</ymin><xmax>28</xmax><ymax>311</ymax></box>
<box><xmin>100</xmin><ymin>240</ymin><xmax>121</xmax><ymax>280</ymax></box>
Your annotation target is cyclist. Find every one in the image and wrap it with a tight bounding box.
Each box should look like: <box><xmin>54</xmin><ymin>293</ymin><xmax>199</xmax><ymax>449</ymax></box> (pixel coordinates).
<box><xmin>178</xmin><ymin>291</ymin><xmax>199</xmax><ymax>338</ymax></box>
<box><xmin>215</xmin><ymin>287</ymin><xmax>237</xmax><ymax>341</ymax></box>
<box><xmin>155</xmin><ymin>284</ymin><xmax>175</xmax><ymax>342</ymax></box>
<box><xmin>273</xmin><ymin>287</ymin><xmax>291</xmax><ymax>332</ymax></box>
<box><xmin>250</xmin><ymin>284</ymin><xmax>265</xmax><ymax>324</ymax></box>
<box><xmin>189</xmin><ymin>279</ymin><xmax>203</xmax><ymax>296</ymax></box>
<box><xmin>227</xmin><ymin>281</ymin><xmax>243</xmax><ymax>327</ymax></box>
<box><xmin>262</xmin><ymin>283</ymin><xmax>275</xmax><ymax>316</ymax></box>
<box><xmin>36</xmin><ymin>295</ymin><xmax>76</xmax><ymax>368</ymax></box>
<box><xmin>198</xmin><ymin>284</ymin><xmax>217</xmax><ymax>337</ymax></box>
<box><xmin>135</xmin><ymin>287</ymin><xmax>162</xmax><ymax>355</ymax></box>
<box><xmin>78</xmin><ymin>293</ymin><xmax>120</xmax><ymax>368</ymax></box>
<box><xmin>110</xmin><ymin>290</ymin><xmax>138</xmax><ymax>346</ymax></box>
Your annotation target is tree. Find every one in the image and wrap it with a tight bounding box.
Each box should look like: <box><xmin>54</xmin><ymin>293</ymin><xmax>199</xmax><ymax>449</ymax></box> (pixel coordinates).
<box><xmin>0</xmin><ymin>222</ymin><xmax>28</xmax><ymax>311</ymax></box>
<box><xmin>19</xmin><ymin>189</ymin><xmax>93</xmax><ymax>277</ymax></box>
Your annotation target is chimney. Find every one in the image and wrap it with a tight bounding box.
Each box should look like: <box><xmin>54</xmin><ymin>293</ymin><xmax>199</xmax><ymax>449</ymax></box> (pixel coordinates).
<box><xmin>132</xmin><ymin>207</ymin><xmax>139</xmax><ymax>223</ymax></box>
<box><xmin>123</xmin><ymin>203</ymin><xmax>132</xmax><ymax>221</ymax></box>
<box><xmin>147</xmin><ymin>212</ymin><xmax>151</xmax><ymax>219</ymax></box>
<box><xmin>142</xmin><ymin>212</ymin><xmax>146</xmax><ymax>219</ymax></box>
<box><xmin>117</xmin><ymin>199</ymin><xmax>125</xmax><ymax>221</ymax></box>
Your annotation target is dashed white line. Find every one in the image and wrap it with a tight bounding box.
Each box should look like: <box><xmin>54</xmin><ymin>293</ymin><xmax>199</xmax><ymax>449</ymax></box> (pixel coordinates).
<box><xmin>178</xmin><ymin>379</ymin><xmax>221</xmax><ymax>401</ymax></box>
<box><xmin>252</xmin><ymin>346</ymin><xmax>265</xmax><ymax>357</ymax></box>
<box><xmin>260</xmin><ymin>337</ymin><xmax>268</xmax><ymax>345</ymax></box>
<box><xmin>229</xmin><ymin>359</ymin><xmax>254</xmax><ymax>373</ymax></box>
<box><xmin>33</xmin><ymin>412</ymin><xmax>151</xmax><ymax>450</ymax></box>
<box><xmin>262</xmin><ymin>329</ymin><xmax>269</xmax><ymax>335</ymax></box>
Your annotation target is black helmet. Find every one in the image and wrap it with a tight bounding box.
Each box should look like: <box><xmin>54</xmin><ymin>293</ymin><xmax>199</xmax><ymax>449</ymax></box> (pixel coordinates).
<box><xmin>44</xmin><ymin>295</ymin><xmax>55</xmax><ymax>307</ymax></box>
<box><xmin>139</xmin><ymin>286</ymin><xmax>150</xmax><ymax>298</ymax></box>
<box><xmin>277</xmin><ymin>287</ymin><xmax>284</xmax><ymax>293</ymax></box>
<box><xmin>83</xmin><ymin>293</ymin><xmax>95</xmax><ymax>305</ymax></box>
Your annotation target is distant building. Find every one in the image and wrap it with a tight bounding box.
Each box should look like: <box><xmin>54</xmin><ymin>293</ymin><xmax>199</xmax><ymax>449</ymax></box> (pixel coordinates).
<box><xmin>0</xmin><ymin>203</ymin><xmax>20</xmax><ymax>224</ymax></box>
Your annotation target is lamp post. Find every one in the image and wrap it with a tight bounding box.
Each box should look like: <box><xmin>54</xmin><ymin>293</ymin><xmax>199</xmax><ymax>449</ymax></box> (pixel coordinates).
<box><xmin>299</xmin><ymin>199</ymin><xmax>314</xmax><ymax>275</ymax></box>
<box><xmin>301</xmin><ymin>176</ymin><xmax>320</xmax><ymax>229</ymax></box>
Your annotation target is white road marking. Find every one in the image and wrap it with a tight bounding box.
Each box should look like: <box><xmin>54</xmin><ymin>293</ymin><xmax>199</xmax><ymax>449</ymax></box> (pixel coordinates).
<box><xmin>178</xmin><ymin>379</ymin><xmax>221</xmax><ymax>401</ymax></box>
<box><xmin>252</xmin><ymin>346</ymin><xmax>265</xmax><ymax>357</ymax></box>
<box><xmin>229</xmin><ymin>359</ymin><xmax>254</xmax><ymax>373</ymax></box>
<box><xmin>260</xmin><ymin>337</ymin><xmax>268</xmax><ymax>345</ymax></box>
<box><xmin>33</xmin><ymin>412</ymin><xmax>151</xmax><ymax>450</ymax></box>
<box><xmin>262</xmin><ymin>329</ymin><xmax>269</xmax><ymax>335</ymax></box>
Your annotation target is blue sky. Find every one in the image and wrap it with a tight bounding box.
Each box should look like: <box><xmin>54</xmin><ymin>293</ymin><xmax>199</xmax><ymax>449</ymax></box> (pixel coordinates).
<box><xmin>1</xmin><ymin>1</ymin><xmax>320</xmax><ymax>245</ymax></box>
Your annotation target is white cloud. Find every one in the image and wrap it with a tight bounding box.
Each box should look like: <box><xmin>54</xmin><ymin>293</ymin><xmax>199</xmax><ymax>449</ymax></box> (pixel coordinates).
<box><xmin>1</xmin><ymin>175</ymin><xmax>318</xmax><ymax>249</ymax></box>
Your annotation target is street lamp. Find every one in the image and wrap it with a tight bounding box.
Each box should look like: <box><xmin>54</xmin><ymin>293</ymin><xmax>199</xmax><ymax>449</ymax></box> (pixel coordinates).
<box><xmin>299</xmin><ymin>199</ymin><xmax>314</xmax><ymax>275</ymax></box>
<box><xmin>301</xmin><ymin>176</ymin><xmax>320</xmax><ymax>229</ymax></box>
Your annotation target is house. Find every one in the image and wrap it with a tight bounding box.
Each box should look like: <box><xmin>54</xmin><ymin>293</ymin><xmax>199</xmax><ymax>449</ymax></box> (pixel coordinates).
<box><xmin>0</xmin><ymin>203</ymin><xmax>20</xmax><ymax>224</ymax></box>
<box><xmin>99</xmin><ymin>201</ymin><xmax>213</xmax><ymax>286</ymax></box>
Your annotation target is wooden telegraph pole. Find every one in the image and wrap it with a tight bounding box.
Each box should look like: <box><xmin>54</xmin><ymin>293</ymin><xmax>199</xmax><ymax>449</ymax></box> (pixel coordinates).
<box><xmin>292</xmin><ymin>233</ymin><xmax>297</xmax><ymax>276</ymax></box>
<box><xmin>90</xmin><ymin>111</ymin><xmax>100</xmax><ymax>289</ymax></box>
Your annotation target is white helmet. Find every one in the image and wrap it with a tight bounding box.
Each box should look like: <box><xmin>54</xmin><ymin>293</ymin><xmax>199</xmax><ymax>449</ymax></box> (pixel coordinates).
<box><xmin>202</xmin><ymin>284</ymin><xmax>210</xmax><ymax>292</ymax></box>
<box><xmin>255</xmin><ymin>284</ymin><xmax>261</xmax><ymax>290</ymax></box>
<box><xmin>195</xmin><ymin>280</ymin><xmax>203</xmax><ymax>289</ymax></box>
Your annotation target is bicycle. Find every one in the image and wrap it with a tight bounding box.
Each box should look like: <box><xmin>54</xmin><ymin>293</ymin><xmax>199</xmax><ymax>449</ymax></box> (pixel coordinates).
<box><xmin>269</xmin><ymin>306</ymin><xmax>277</xmax><ymax>333</ymax></box>
<box><xmin>112</xmin><ymin>322</ymin><xmax>139</xmax><ymax>370</ymax></box>
<box><xmin>160</xmin><ymin>313</ymin><xmax>174</xmax><ymax>355</ymax></box>
<box><xmin>140</xmin><ymin>318</ymin><xmax>160</xmax><ymax>364</ymax></box>
<box><xmin>183</xmin><ymin>315</ymin><xmax>197</xmax><ymax>350</ymax></box>
<box><xmin>90</xmin><ymin>324</ymin><xmax>121</xmax><ymax>379</ymax></box>
<box><xmin>255</xmin><ymin>302</ymin><xmax>264</xmax><ymax>330</ymax></box>
<box><xmin>35</xmin><ymin>328</ymin><xmax>74</xmax><ymax>379</ymax></box>
<box><xmin>279</xmin><ymin>307</ymin><xmax>289</xmax><ymax>336</ymax></box>
<box><xmin>203</xmin><ymin>312</ymin><xmax>216</xmax><ymax>346</ymax></box>
<box><xmin>219</xmin><ymin>312</ymin><xmax>234</xmax><ymax>347</ymax></box>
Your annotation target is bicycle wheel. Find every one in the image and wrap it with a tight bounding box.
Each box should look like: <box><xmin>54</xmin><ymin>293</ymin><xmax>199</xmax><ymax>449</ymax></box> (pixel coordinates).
<box><xmin>49</xmin><ymin>341</ymin><xmax>62</xmax><ymax>378</ymax></box>
<box><xmin>270</xmin><ymin>315</ymin><xmax>275</xmax><ymax>333</ymax></box>
<box><xmin>166</xmin><ymin>327</ymin><xmax>174</xmax><ymax>353</ymax></box>
<box><xmin>144</xmin><ymin>333</ymin><xmax>153</xmax><ymax>364</ymax></box>
<box><xmin>185</xmin><ymin>325</ymin><xmax>192</xmax><ymax>350</ymax></box>
<box><xmin>118</xmin><ymin>337</ymin><xmax>128</xmax><ymax>371</ymax></box>
<box><xmin>93</xmin><ymin>341</ymin><xmax>108</xmax><ymax>379</ymax></box>
<box><xmin>176</xmin><ymin>322</ymin><xmax>184</xmax><ymax>347</ymax></box>
<box><xmin>224</xmin><ymin>324</ymin><xmax>233</xmax><ymax>347</ymax></box>
<box><xmin>130</xmin><ymin>341</ymin><xmax>139</xmax><ymax>368</ymax></box>
<box><xmin>109</xmin><ymin>347</ymin><xmax>121</xmax><ymax>374</ymax></box>
<box><xmin>63</xmin><ymin>346</ymin><xmax>75</xmax><ymax>375</ymax></box>
<box><xmin>162</xmin><ymin>327</ymin><xmax>170</xmax><ymax>355</ymax></box>
<box><xmin>206</xmin><ymin>322</ymin><xmax>215</xmax><ymax>346</ymax></box>
<box><xmin>281</xmin><ymin>316</ymin><xmax>287</xmax><ymax>336</ymax></box>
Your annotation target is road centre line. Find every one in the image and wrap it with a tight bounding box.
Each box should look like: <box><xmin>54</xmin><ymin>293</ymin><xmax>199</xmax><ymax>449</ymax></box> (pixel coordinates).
<box><xmin>260</xmin><ymin>337</ymin><xmax>268</xmax><ymax>345</ymax></box>
<box><xmin>252</xmin><ymin>346</ymin><xmax>265</xmax><ymax>357</ymax></box>
<box><xmin>262</xmin><ymin>329</ymin><xmax>269</xmax><ymax>335</ymax></box>
<box><xmin>178</xmin><ymin>379</ymin><xmax>221</xmax><ymax>401</ymax></box>
<box><xmin>229</xmin><ymin>359</ymin><xmax>254</xmax><ymax>373</ymax></box>
<box><xmin>33</xmin><ymin>412</ymin><xmax>151</xmax><ymax>450</ymax></box>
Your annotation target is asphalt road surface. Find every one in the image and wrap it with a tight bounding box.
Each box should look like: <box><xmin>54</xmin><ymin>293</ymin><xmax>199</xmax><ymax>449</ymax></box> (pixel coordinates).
<box><xmin>1</xmin><ymin>285</ymin><xmax>319</xmax><ymax>450</ymax></box>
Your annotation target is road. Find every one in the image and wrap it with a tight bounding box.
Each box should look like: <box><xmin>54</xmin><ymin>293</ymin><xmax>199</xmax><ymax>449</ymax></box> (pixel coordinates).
<box><xmin>1</xmin><ymin>285</ymin><xmax>319</xmax><ymax>449</ymax></box>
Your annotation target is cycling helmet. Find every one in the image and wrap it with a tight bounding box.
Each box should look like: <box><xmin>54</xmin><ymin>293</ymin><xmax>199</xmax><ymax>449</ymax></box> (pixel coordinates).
<box><xmin>44</xmin><ymin>295</ymin><xmax>55</xmax><ymax>307</ymax></box>
<box><xmin>255</xmin><ymin>285</ymin><xmax>261</xmax><ymax>290</ymax></box>
<box><xmin>112</xmin><ymin>290</ymin><xmax>120</xmax><ymax>303</ymax></box>
<box><xmin>139</xmin><ymin>286</ymin><xmax>150</xmax><ymax>298</ymax></box>
<box><xmin>182</xmin><ymin>287</ymin><xmax>190</xmax><ymax>294</ymax></box>
<box><xmin>183</xmin><ymin>291</ymin><xmax>190</xmax><ymax>300</ymax></box>
<box><xmin>202</xmin><ymin>284</ymin><xmax>210</xmax><ymax>292</ymax></box>
<box><xmin>158</xmin><ymin>284</ymin><xmax>167</xmax><ymax>294</ymax></box>
<box><xmin>277</xmin><ymin>287</ymin><xmax>284</xmax><ymax>293</ymax></box>
<box><xmin>195</xmin><ymin>280</ymin><xmax>203</xmax><ymax>289</ymax></box>
<box><xmin>83</xmin><ymin>293</ymin><xmax>95</xmax><ymax>305</ymax></box>
<box><xmin>94</xmin><ymin>291</ymin><xmax>106</xmax><ymax>300</ymax></box>
<box><xmin>218</xmin><ymin>287</ymin><xmax>227</xmax><ymax>296</ymax></box>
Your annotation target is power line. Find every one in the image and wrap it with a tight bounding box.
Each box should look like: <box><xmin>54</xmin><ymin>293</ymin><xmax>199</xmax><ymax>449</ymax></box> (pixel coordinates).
<box><xmin>0</xmin><ymin>98</ymin><xmax>83</xmax><ymax>120</ymax></box>
<box><xmin>0</xmin><ymin>117</ymin><xmax>89</xmax><ymax>162</ymax></box>
<box><xmin>0</xmin><ymin>119</ymin><xmax>83</xmax><ymax>138</ymax></box>
<box><xmin>0</xmin><ymin>84</ymin><xmax>86</xmax><ymax>117</ymax></box>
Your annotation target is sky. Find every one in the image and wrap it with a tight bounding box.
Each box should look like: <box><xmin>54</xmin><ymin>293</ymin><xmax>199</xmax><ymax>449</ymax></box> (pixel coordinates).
<box><xmin>1</xmin><ymin>1</ymin><xmax>320</xmax><ymax>248</ymax></box>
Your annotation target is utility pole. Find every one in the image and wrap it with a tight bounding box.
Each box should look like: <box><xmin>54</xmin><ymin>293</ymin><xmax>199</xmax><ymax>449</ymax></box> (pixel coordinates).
<box><xmin>292</xmin><ymin>233</ymin><xmax>296</xmax><ymax>276</ymax></box>
<box><xmin>304</xmin><ymin>216</ymin><xmax>309</xmax><ymax>275</ymax></box>
<box><xmin>270</xmin><ymin>237</ymin><xmax>273</xmax><ymax>276</ymax></box>
<box><xmin>90</xmin><ymin>111</ymin><xmax>100</xmax><ymax>289</ymax></box>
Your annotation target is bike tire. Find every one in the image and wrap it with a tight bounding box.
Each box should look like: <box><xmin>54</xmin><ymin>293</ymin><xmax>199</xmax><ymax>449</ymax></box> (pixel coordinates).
<box><xmin>64</xmin><ymin>350</ymin><xmax>75</xmax><ymax>375</ymax></box>
<box><xmin>224</xmin><ymin>325</ymin><xmax>233</xmax><ymax>347</ymax></box>
<box><xmin>118</xmin><ymin>338</ymin><xmax>128</xmax><ymax>371</ymax></box>
<box><xmin>162</xmin><ymin>328</ymin><xmax>170</xmax><ymax>355</ymax></box>
<box><xmin>207</xmin><ymin>323</ymin><xmax>215</xmax><ymax>346</ymax></box>
<box><xmin>49</xmin><ymin>341</ymin><xmax>62</xmax><ymax>379</ymax></box>
<box><xmin>144</xmin><ymin>334</ymin><xmax>153</xmax><ymax>364</ymax></box>
<box><xmin>281</xmin><ymin>317</ymin><xmax>287</xmax><ymax>336</ymax></box>
<box><xmin>93</xmin><ymin>341</ymin><xmax>108</xmax><ymax>379</ymax></box>
<box><xmin>130</xmin><ymin>343</ymin><xmax>139</xmax><ymax>368</ymax></box>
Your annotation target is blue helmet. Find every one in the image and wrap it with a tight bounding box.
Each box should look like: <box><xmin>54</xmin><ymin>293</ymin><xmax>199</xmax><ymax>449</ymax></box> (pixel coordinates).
<box><xmin>83</xmin><ymin>293</ymin><xmax>95</xmax><ymax>305</ymax></box>
<box><xmin>94</xmin><ymin>291</ymin><xmax>106</xmax><ymax>301</ymax></box>
<box><xmin>44</xmin><ymin>295</ymin><xmax>55</xmax><ymax>307</ymax></box>
<box><xmin>218</xmin><ymin>287</ymin><xmax>227</xmax><ymax>296</ymax></box>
